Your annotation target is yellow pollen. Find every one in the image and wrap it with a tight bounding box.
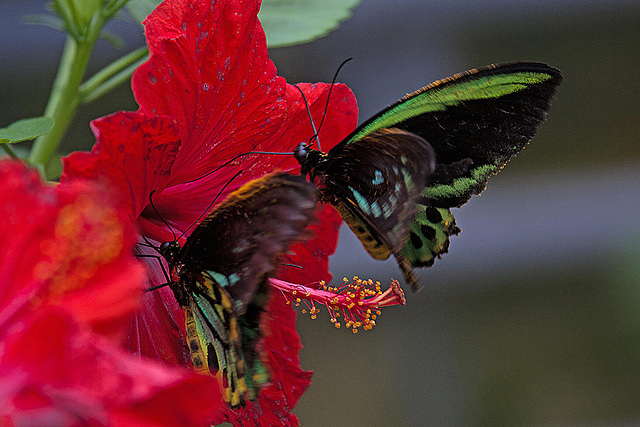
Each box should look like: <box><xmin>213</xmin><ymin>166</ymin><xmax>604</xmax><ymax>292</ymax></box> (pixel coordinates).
<box><xmin>43</xmin><ymin>194</ymin><xmax>125</xmax><ymax>300</ymax></box>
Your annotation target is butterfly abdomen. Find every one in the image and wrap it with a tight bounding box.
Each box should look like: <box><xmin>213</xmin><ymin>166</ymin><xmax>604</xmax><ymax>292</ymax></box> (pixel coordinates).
<box><xmin>335</xmin><ymin>200</ymin><xmax>392</xmax><ymax>260</ymax></box>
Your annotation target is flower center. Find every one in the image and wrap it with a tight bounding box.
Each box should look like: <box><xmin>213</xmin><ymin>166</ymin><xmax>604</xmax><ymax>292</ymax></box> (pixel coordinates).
<box><xmin>34</xmin><ymin>194</ymin><xmax>125</xmax><ymax>299</ymax></box>
<box><xmin>270</xmin><ymin>276</ymin><xmax>406</xmax><ymax>334</ymax></box>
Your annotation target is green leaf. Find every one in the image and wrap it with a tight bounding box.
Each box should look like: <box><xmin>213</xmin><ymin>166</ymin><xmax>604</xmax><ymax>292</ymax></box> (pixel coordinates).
<box><xmin>22</xmin><ymin>14</ymin><xmax>66</xmax><ymax>33</ymax></box>
<box><xmin>126</xmin><ymin>0</ymin><xmax>161</xmax><ymax>25</ymax></box>
<box><xmin>125</xmin><ymin>0</ymin><xmax>360</xmax><ymax>46</ymax></box>
<box><xmin>0</xmin><ymin>117</ymin><xmax>54</xmax><ymax>144</ymax></box>
<box><xmin>259</xmin><ymin>0</ymin><xmax>361</xmax><ymax>48</ymax></box>
<box><xmin>99</xmin><ymin>29</ymin><xmax>125</xmax><ymax>48</ymax></box>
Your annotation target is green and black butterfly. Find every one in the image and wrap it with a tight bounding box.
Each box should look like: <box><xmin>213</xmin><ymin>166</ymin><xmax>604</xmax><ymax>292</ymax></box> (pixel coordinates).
<box><xmin>157</xmin><ymin>172</ymin><xmax>316</xmax><ymax>408</ymax></box>
<box><xmin>294</xmin><ymin>62</ymin><xmax>562</xmax><ymax>291</ymax></box>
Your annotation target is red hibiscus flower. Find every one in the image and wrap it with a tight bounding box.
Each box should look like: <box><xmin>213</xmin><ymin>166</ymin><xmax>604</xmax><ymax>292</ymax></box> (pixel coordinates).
<box><xmin>0</xmin><ymin>160</ymin><xmax>222</xmax><ymax>426</ymax></box>
<box><xmin>62</xmin><ymin>0</ymin><xmax>358</xmax><ymax>425</ymax></box>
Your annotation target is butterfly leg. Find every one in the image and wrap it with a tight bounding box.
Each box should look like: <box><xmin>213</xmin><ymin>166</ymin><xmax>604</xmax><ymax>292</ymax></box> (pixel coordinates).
<box><xmin>396</xmin><ymin>254</ymin><xmax>423</xmax><ymax>292</ymax></box>
<box><xmin>135</xmin><ymin>252</ymin><xmax>172</xmax><ymax>291</ymax></box>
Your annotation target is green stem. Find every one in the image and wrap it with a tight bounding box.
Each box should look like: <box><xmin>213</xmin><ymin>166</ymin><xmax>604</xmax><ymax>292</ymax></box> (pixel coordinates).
<box><xmin>104</xmin><ymin>0</ymin><xmax>130</xmax><ymax>18</ymax></box>
<box><xmin>28</xmin><ymin>12</ymin><xmax>105</xmax><ymax>177</ymax></box>
<box><xmin>1</xmin><ymin>144</ymin><xmax>18</xmax><ymax>159</ymax></box>
<box><xmin>79</xmin><ymin>46</ymin><xmax>148</xmax><ymax>103</ymax></box>
<box><xmin>81</xmin><ymin>57</ymin><xmax>147</xmax><ymax>104</ymax></box>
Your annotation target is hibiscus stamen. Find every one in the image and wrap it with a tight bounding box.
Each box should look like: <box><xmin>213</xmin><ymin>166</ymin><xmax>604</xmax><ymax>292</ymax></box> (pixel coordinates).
<box><xmin>269</xmin><ymin>276</ymin><xmax>406</xmax><ymax>333</ymax></box>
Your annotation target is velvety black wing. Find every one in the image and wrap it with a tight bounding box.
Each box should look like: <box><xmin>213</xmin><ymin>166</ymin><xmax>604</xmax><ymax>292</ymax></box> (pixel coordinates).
<box><xmin>180</xmin><ymin>172</ymin><xmax>316</xmax><ymax>312</ymax></box>
<box><xmin>338</xmin><ymin>62</ymin><xmax>561</xmax><ymax>172</ymax></box>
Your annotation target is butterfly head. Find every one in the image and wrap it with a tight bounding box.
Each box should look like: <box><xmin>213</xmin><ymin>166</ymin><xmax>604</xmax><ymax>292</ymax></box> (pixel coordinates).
<box><xmin>160</xmin><ymin>240</ymin><xmax>181</xmax><ymax>265</ymax></box>
<box><xmin>294</xmin><ymin>142</ymin><xmax>327</xmax><ymax>177</ymax></box>
<box><xmin>293</xmin><ymin>142</ymin><xmax>311</xmax><ymax>162</ymax></box>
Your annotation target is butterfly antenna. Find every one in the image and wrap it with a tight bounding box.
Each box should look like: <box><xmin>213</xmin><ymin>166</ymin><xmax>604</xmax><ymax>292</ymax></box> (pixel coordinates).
<box><xmin>292</xmin><ymin>83</ymin><xmax>320</xmax><ymax>151</ymax></box>
<box><xmin>314</xmin><ymin>57</ymin><xmax>353</xmax><ymax>146</ymax></box>
<box><xmin>149</xmin><ymin>190</ymin><xmax>177</xmax><ymax>243</ymax></box>
<box><xmin>249</xmin><ymin>151</ymin><xmax>292</xmax><ymax>155</ymax></box>
<box><xmin>176</xmin><ymin>169</ymin><xmax>244</xmax><ymax>241</ymax></box>
<box><xmin>181</xmin><ymin>149</ymin><xmax>292</xmax><ymax>185</ymax></box>
<box><xmin>182</xmin><ymin>152</ymin><xmax>252</xmax><ymax>185</ymax></box>
<box><xmin>281</xmin><ymin>263</ymin><xmax>304</xmax><ymax>269</ymax></box>
<box><xmin>146</xmin><ymin>282</ymin><xmax>170</xmax><ymax>292</ymax></box>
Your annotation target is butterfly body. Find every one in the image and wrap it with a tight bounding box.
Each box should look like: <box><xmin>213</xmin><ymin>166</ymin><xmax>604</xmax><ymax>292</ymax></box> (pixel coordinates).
<box><xmin>296</xmin><ymin>62</ymin><xmax>562</xmax><ymax>291</ymax></box>
<box><xmin>159</xmin><ymin>173</ymin><xmax>316</xmax><ymax>407</ymax></box>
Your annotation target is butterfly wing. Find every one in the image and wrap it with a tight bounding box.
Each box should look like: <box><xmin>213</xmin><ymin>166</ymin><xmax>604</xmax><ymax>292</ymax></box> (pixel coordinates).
<box><xmin>184</xmin><ymin>273</ymin><xmax>250</xmax><ymax>407</ymax></box>
<box><xmin>318</xmin><ymin>62</ymin><xmax>562</xmax><ymax>288</ymax></box>
<box><xmin>393</xmin><ymin>62</ymin><xmax>562</xmax><ymax>269</ymax></box>
<box><xmin>314</xmin><ymin>128</ymin><xmax>435</xmax><ymax>286</ymax></box>
<box><xmin>176</xmin><ymin>173</ymin><xmax>316</xmax><ymax>405</ymax></box>
<box><xmin>181</xmin><ymin>173</ymin><xmax>316</xmax><ymax>310</ymax></box>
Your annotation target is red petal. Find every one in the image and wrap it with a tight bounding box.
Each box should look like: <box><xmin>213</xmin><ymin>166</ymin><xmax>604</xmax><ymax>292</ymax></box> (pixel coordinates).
<box><xmin>133</xmin><ymin>0</ymin><xmax>281</xmax><ymax>184</ymax></box>
<box><xmin>131</xmin><ymin>0</ymin><xmax>358</xmax><ymax>244</ymax></box>
<box><xmin>61</xmin><ymin>111</ymin><xmax>180</xmax><ymax>228</ymax></box>
<box><xmin>216</xmin><ymin>289</ymin><xmax>312</xmax><ymax>427</ymax></box>
<box><xmin>0</xmin><ymin>309</ymin><xmax>222</xmax><ymax>426</ymax></box>
<box><xmin>128</xmin><ymin>285</ymin><xmax>189</xmax><ymax>368</ymax></box>
<box><xmin>280</xmin><ymin>204</ymin><xmax>343</xmax><ymax>285</ymax></box>
<box><xmin>0</xmin><ymin>160</ymin><xmax>145</xmax><ymax>341</ymax></box>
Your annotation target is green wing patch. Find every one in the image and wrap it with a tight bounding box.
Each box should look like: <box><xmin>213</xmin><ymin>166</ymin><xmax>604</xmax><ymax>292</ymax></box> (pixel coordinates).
<box><xmin>343</xmin><ymin>64</ymin><xmax>558</xmax><ymax>144</ymax></box>
<box><xmin>401</xmin><ymin>206</ymin><xmax>460</xmax><ymax>267</ymax></box>
<box><xmin>421</xmin><ymin>163</ymin><xmax>498</xmax><ymax>205</ymax></box>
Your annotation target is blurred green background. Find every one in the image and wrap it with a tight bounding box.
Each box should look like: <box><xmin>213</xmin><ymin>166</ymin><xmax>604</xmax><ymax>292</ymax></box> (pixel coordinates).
<box><xmin>2</xmin><ymin>0</ymin><xmax>639</xmax><ymax>425</ymax></box>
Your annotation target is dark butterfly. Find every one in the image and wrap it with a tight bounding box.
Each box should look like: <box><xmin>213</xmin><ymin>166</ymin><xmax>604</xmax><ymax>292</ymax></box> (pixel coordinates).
<box><xmin>294</xmin><ymin>62</ymin><xmax>562</xmax><ymax>291</ymax></box>
<box><xmin>157</xmin><ymin>172</ymin><xmax>316</xmax><ymax>408</ymax></box>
